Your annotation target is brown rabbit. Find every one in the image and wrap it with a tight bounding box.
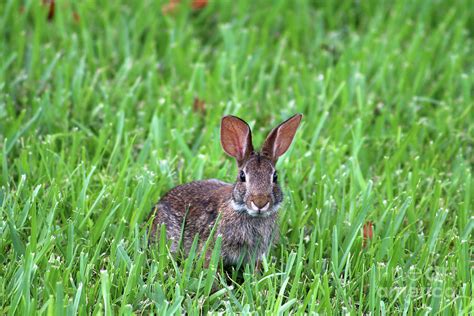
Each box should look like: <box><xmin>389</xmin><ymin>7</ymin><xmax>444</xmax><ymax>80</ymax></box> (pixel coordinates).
<box><xmin>149</xmin><ymin>114</ymin><xmax>302</xmax><ymax>268</ymax></box>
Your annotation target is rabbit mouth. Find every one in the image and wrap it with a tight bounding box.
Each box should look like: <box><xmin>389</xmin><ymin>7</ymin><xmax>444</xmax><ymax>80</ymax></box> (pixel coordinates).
<box><xmin>231</xmin><ymin>200</ymin><xmax>280</xmax><ymax>217</ymax></box>
<box><xmin>250</xmin><ymin>201</ymin><xmax>270</xmax><ymax>212</ymax></box>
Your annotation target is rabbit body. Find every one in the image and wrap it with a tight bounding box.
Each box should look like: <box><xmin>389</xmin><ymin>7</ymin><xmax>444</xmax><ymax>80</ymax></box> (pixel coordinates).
<box><xmin>151</xmin><ymin>178</ymin><xmax>278</xmax><ymax>266</ymax></box>
<box><xmin>149</xmin><ymin>114</ymin><xmax>302</xmax><ymax>268</ymax></box>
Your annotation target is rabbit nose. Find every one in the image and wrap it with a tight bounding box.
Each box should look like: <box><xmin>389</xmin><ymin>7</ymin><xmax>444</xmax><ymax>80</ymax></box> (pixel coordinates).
<box><xmin>251</xmin><ymin>195</ymin><xmax>270</xmax><ymax>210</ymax></box>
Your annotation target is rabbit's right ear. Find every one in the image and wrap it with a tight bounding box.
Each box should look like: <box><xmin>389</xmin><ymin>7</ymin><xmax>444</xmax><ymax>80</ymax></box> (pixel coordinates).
<box><xmin>221</xmin><ymin>115</ymin><xmax>254</xmax><ymax>165</ymax></box>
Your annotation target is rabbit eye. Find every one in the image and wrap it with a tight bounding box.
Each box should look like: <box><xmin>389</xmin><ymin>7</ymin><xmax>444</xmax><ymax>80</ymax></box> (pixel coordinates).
<box><xmin>239</xmin><ymin>170</ymin><xmax>246</xmax><ymax>182</ymax></box>
<box><xmin>273</xmin><ymin>171</ymin><xmax>278</xmax><ymax>183</ymax></box>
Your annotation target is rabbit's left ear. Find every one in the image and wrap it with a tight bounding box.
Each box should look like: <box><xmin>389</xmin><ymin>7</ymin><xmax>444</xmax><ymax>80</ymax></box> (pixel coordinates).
<box><xmin>262</xmin><ymin>114</ymin><xmax>302</xmax><ymax>163</ymax></box>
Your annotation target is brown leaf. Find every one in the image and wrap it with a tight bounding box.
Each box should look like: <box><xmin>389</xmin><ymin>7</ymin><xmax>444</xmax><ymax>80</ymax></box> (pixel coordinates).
<box><xmin>362</xmin><ymin>221</ymin><xmax>374</xmax><ymax>247</ymax></box>
<box><xmin>162</xmin><ymin>0</ymin><xmax>208</xmax><ymax>15</ymax></box>
<box><xmin>42</xmin><ymin>0</ymin><xmax>55</xmax><ymax>21</ymax></box>
<box><xmin>191</xmin><ymin>0</ymin><xmax>208</xmax><ymax>10</ymax></box>
<box><xmin>162</xmin><ymin>0</ymin><xmax>179</xmax><ymax>15</ymax></box>
<box><xmin>72</xmin><ymin>11</ymin><xmax>80</xmax><ymax>23</ymax></box>
<box><xmin>193</xmin><ymin>97</ymin><xmax>206</xmax><ymax>114</ymax></box>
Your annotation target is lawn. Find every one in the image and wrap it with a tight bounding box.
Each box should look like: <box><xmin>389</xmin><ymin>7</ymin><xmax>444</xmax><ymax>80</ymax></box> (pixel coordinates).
<box><xmin>0</xmin><ymin>0</ymin><xmax>473</xmax><ymax>314</ymax></box>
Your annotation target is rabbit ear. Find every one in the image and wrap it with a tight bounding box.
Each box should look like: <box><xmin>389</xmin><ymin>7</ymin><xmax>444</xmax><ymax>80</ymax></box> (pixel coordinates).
<box><xmin>221</xmin><ymin>115</ymin><xmax>254</xmax><ymax>165</ymax></box>
<box><xmin>262</xmin><ymin>114</ymin><xmax>302</xmax><ymax>162</ymax></box>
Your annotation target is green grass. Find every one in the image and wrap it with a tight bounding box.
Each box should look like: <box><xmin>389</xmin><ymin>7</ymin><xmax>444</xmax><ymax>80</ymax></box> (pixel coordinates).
<box><xmin>1</xmin><ymin>0</ymin><xmax>473</xmax><ymax>314</ymax></box>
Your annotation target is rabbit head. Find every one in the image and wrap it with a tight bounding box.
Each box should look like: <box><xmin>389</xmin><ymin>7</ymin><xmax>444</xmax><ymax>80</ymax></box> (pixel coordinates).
<box><xmin>220</xmin><ymin>114</ymin><xmax>302</xmax><ymax>217</ymax></box>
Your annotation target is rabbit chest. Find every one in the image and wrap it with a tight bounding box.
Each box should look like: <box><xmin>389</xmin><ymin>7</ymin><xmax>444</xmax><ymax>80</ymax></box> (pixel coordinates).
<box><xmin>216</xmin><ymin>203</ymin><xmax>279</xmax><ymax>266</ymax></box>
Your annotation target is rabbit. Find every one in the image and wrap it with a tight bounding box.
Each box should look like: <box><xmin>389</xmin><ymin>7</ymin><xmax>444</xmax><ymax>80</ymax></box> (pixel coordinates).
<box><xmin>149</xmin><ymin>114</ymin><xmax>302</xmax><ymax>268</ymax></box>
